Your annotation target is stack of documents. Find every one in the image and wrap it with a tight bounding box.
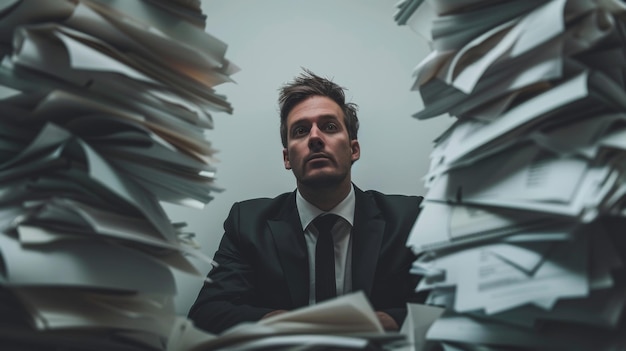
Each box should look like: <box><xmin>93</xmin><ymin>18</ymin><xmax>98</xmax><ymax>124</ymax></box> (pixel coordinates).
<box><xmin>395</xmin><ymin>1</ymin><xmax>626</xmax><ymax>350</ymax></box>
<box><xmin>0</xmin><ymin>0</ymin><xmax>236</xmax><ymax>350</ymax></box>
<box><xmin>167</xmin><ymin>292</ymin><xmax>407</xmax><ymax>351</ymax></box>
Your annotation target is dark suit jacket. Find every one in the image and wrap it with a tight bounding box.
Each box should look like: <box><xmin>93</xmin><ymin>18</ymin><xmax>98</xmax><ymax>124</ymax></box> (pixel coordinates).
<box><xmin>188</xmin><ymin>186</ymin><xmax>423</xmax><ymax>334</ymax></box>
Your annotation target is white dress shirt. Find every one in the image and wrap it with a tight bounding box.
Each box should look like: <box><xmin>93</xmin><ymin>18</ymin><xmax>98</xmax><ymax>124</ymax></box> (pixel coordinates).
<box><xmin>296</xmin><ymin>186</ymin><xmax>355</xmax><ymax>305</ymax></box>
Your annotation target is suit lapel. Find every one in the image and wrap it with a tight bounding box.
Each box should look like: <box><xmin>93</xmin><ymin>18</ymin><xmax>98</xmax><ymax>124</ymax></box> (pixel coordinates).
<box><xmin>351</xmin><ymin>187</ymin><xmax>385</xmax><ymax>297</ymax></box>
<box><xmin>267</xmin><ymin>191</ymin><xmax>309</xmax><ymax>307</ymax></box>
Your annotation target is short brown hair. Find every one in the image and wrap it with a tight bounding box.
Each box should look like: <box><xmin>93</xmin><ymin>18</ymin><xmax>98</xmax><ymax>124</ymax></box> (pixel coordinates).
<box><xmin>278</xmin><ymin>69</ymin><xmax>359</xmax><ymax>148</ymax></box>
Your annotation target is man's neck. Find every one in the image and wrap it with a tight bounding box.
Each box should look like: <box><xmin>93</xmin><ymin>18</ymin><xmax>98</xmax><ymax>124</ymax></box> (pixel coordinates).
<box><xmin>297</xmin><ymin>180</ymin><xmax>352</xmax><ymax>211</ymax></box>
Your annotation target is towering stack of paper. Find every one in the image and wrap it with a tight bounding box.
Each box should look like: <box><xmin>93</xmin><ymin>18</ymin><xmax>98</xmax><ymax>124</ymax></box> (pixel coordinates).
<box><xmin>0</xmin><ymin>0</ymin><xmax>237</xmax><ymax>350</ymax></box>
<box><xmin>395</xmin><ymin>1</ymin><xmax>626</xmax><ymax>350</ymax></box>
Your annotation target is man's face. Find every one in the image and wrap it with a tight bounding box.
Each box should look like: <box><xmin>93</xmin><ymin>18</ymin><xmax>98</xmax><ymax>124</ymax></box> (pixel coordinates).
<box><xmin>283</xmin><ymin>96</ymin><xmax>360</xmax><ymax>188</ymax></box>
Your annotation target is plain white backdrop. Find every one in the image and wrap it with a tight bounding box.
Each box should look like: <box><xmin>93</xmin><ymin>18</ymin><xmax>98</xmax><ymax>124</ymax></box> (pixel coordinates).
<box><xmin>166</xmin><ymin>0</ymin><xmax>453</xmax><ymax>314</ymax></box>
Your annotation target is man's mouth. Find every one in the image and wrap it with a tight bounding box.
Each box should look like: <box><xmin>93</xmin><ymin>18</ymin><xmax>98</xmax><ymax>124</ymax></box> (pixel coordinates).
<box><xmin>306</xmin><ymin>154</ymin><xmax>331</xmax><ymax>165</ymax></box>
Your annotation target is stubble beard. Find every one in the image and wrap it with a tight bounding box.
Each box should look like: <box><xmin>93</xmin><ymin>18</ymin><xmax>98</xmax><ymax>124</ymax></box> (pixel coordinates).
<box><xmin>298</xmin><ymin>169</ymin><xmax>349</xmax><ymax>189</ymax></box>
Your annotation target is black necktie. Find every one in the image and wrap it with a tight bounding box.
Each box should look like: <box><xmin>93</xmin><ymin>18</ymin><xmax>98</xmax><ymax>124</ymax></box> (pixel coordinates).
<box><xmin>314</xmin><ymin>214</ymin><xmax>339</xmax><ymax>302</ymax></box>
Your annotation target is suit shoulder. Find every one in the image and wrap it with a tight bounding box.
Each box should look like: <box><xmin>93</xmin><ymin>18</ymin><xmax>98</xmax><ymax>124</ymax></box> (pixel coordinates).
<box><xmin>364</xmin><ymin>190</ymin><xmax>423</xmax><ymax>206</ymax></box>
<box><xmin>361</xmin><ymin>190</ymin><xmax>423</xmax><ymax>221</ymax></box>
<box><xmin>232</xmin><ymin>192</ymin><xmax>293</xmax><ymax>215</ymax></box>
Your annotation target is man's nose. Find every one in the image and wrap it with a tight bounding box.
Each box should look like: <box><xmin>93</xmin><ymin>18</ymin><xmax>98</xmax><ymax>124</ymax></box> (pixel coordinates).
<box><xmin>308</xmin><ymin>125</ymin><xmax>324</xmax><ymax>150</ymax></box>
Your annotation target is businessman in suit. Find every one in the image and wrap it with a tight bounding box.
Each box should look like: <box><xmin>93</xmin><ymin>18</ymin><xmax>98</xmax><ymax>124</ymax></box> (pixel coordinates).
<box><xmin>188</xmin><ymin>70</ymin><xmax>422</xmax><ymax>334</ymax></box>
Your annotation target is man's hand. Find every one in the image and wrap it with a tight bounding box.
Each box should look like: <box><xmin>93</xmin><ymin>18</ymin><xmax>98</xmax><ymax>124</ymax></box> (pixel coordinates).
<box><xmin>262</xmin><ymin>310</ymin><xmax>289</xmax><ymax>319</ymax></box>
<box><xmin>375</xmin><ymin>311</ymin><xmax>399</xmax><ymax>331</ymax></box>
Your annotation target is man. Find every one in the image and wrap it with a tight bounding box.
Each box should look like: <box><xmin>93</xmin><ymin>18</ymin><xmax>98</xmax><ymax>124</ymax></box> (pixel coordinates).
<box><xmin>188</xmin><ymin>70</ymin><xmax>422</xmax><ymax>334</ymax></box>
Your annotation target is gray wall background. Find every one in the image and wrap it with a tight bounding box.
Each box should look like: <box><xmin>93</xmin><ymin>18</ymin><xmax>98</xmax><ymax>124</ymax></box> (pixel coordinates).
<box><xmin>167</xmin><ymin>0</ymin><xmax>453</xmax><ymax>315</ymax></box>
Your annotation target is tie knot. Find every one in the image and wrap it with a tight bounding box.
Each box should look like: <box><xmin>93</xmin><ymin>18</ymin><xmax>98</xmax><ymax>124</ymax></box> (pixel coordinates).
<box><xmin>314</xmin><ymin>214</ymin><xmax>339</xmax><ymax>235</ymax></box>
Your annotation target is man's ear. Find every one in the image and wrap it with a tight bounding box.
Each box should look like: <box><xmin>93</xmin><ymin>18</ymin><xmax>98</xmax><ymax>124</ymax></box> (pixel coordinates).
<box><xmin>351</xmin><ymin>140</ymin><xmax>360</xmax><ymax>163</ymax></box>
<box><xmin>283</xmin><ymin>148</ymin><xmax>291</xmax><ymax>170</ymax></box>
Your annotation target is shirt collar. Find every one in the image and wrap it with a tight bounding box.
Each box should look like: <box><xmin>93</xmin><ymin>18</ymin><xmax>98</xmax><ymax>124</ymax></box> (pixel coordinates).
<box><xmin>296</xmin><ymin>185</ymin><xmax>355</xmax><ymax>230</ymax></box>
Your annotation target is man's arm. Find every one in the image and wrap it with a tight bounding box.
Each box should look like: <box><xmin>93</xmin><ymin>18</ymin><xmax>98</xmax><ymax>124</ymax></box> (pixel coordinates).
<box><xmin>187</xmin><ymin>203</ymin><xmax>274</xmax><ymax>334</ymax></box>
<box><xmin>371</xmin><ymin>251</ymin><xmax>423</xmax><ymax>330</ymax></box>
<box><xmin>368</xmin><ymin>193</ymin><xmax>424</xmax><ymax>330</ymax></box>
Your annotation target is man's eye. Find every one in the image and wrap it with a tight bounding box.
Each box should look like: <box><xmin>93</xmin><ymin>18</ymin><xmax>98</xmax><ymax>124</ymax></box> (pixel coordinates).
<box><xmin>292</xmin><ymin>126</ymin><xmax>308</xmax><ymax>137</ymax></box>
<box><xmin>325</xmin><ymin>123</ymin><xmax>338</xmax><ymax>131</ymax></box>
